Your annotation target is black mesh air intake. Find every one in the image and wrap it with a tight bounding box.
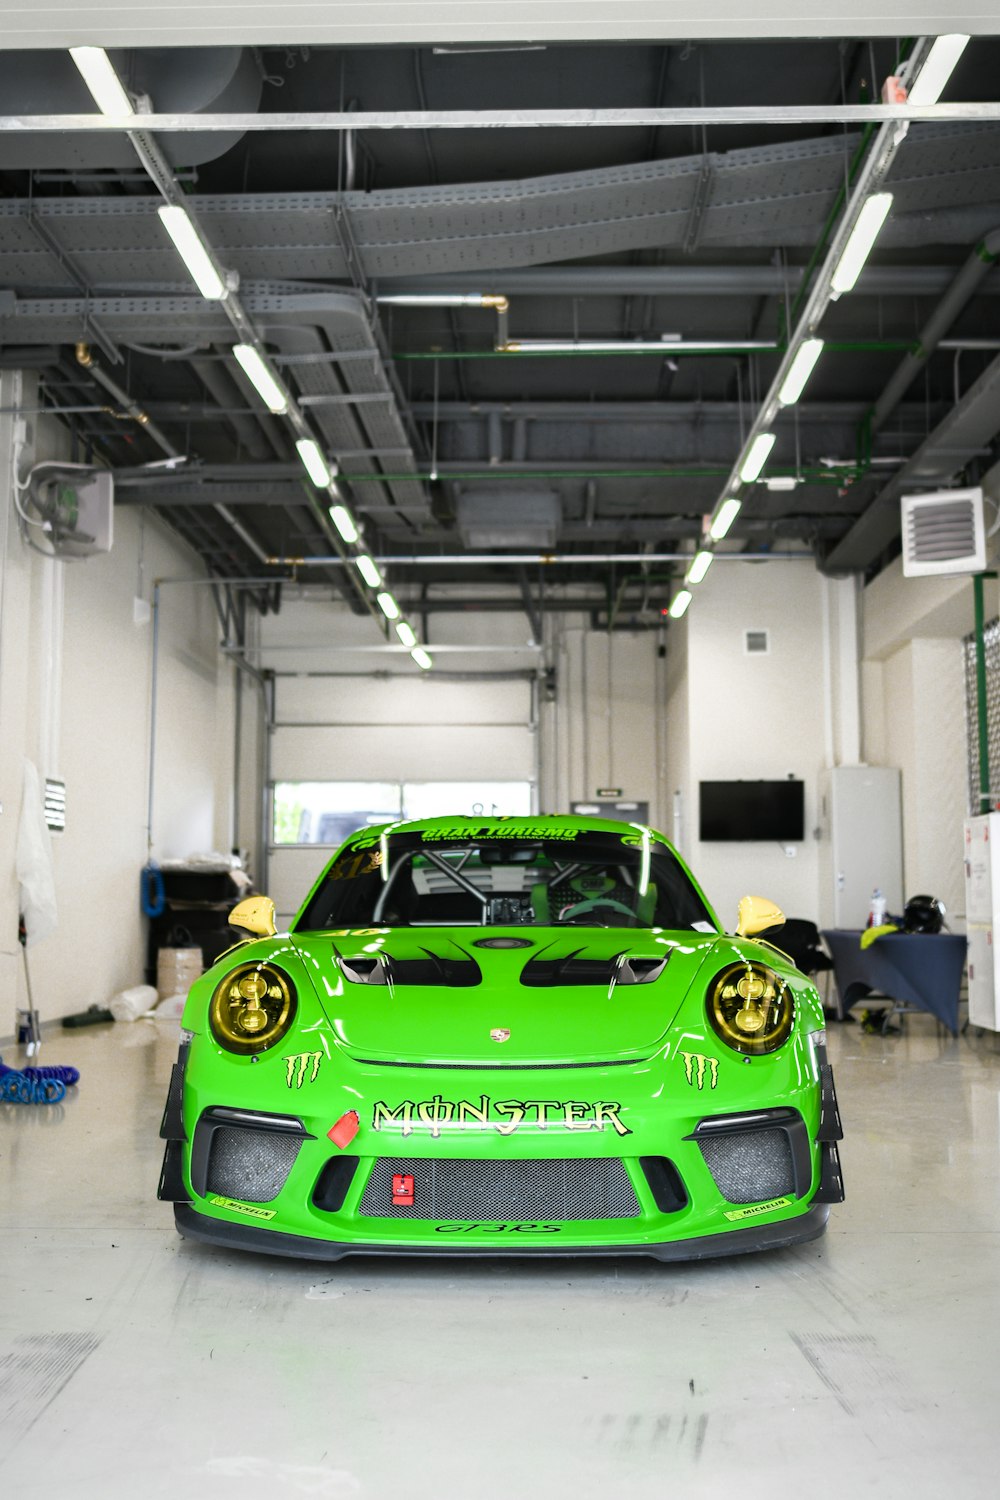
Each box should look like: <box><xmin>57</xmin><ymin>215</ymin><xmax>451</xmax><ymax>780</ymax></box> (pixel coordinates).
<box><xmin>698</xmin><ymin>1128</ymin><xmax>795</xmax><ymax>1203</ymax></box>
<box><xmin>360</xmin><ymin>1157</ymin><xmax>641</xmax><ymax>1220</ymax></box>
<box><xmin>205</xmin><ymin>1126</ymin><xmax>301</xmax><ymax>1203</ymax></box>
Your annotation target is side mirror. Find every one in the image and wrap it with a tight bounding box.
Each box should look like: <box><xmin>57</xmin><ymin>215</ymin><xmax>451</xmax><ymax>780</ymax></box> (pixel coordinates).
<box><xmin>736</xmin><ymin>894</ymin><xmax>785</xmax><ymax>938</ymax></box>
<box><xmin>228</xmin><ymin>895</ymin><xmax>277</xmax><ymax>938</ymax></box>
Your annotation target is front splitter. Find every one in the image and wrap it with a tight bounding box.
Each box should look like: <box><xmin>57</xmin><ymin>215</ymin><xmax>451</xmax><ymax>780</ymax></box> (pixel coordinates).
<box><xmin>174</xmin><ymin>1200</ymin><xmax>829</xmax><ymax>1262</ymax></box>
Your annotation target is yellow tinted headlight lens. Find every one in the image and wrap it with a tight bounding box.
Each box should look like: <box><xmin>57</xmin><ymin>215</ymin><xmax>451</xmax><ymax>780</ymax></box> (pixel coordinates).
<box><xmin>707</xmin><ymin>962</ymin><xmax>794</xmax><ymax>1056</ymax></box>
<box><xmin>209</xmin><ymin>962</ymin><xmax>297</xmax><ymax>1055</ymax></box>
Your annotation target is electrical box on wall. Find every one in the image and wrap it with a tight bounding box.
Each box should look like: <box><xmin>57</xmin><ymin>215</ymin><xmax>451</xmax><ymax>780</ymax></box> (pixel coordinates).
<box><xmin>25</xmin><ymin>462</ymin><xmax>114</xmax><ymax>559</ymax></box>
<box><xmin>817</xmin><ymin>766</ymin><xmax>903</xmax><ymax>929</ymax></box>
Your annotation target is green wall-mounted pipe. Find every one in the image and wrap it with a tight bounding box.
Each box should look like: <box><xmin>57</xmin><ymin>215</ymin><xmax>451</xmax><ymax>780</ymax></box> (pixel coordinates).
<box><xmin>975</xmin><ymin>572</ymin><xmax>991</xmax><ymax>814</ymax></box>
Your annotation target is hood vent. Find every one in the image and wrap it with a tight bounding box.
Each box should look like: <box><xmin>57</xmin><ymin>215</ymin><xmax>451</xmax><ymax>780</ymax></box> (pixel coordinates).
<box><xmin>336</xmin><ymin>947</ymin><xmax>482</xmax><ymax>988</ymax></box>
<box><xmin>520</xmin><ymin>947</ymin><xmax>668</xmax><ymax>988</ymax></box>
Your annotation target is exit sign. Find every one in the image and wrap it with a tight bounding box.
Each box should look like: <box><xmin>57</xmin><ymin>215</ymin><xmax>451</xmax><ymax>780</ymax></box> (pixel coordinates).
<box><xmin>597</xmin><ymin>787</ymin><xmax>622</xmax><ymax>797</ymax></box>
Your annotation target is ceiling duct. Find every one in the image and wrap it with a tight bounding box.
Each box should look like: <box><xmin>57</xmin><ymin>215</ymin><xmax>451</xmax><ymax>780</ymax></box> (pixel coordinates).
<box><xmin>0</xmin><ymin>48</ymin><xmax>261</xmax><ymax>169</ymax></box>
<box><xmin>456</xmin><ymin>488</ymin><xmax>561</xmax><ymax>550</ymax></box>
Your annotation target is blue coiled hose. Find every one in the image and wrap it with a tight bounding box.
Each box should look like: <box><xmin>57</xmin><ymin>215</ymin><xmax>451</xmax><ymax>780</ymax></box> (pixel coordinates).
<box><xmin>0</xmin><ymin>1057</ymin><xmax>78</xmax><ymax>1104</ymax></box>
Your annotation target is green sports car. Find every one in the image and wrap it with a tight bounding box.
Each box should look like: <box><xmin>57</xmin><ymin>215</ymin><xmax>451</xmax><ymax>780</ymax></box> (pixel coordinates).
<box><xmin>158</xmin><ymin>815</ymin><xmax>844</xmax><ymax>1260</ymax></box>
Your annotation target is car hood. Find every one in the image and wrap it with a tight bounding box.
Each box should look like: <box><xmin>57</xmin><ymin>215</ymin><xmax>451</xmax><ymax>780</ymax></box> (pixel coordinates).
<box><xmin>291</xmin><ymin>927</ymin><xmax>724</xmax><ymax>1065</ymax></box>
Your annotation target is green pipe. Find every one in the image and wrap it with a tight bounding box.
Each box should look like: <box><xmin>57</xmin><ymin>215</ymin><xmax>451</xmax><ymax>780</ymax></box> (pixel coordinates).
<box><xmin>393</xmin><ymin>341</ymin><xmax>915</xmax><ymax>361</ymax></box>
<box><xmin>975</xmin><ymin>573</ymin><xmax>992</xmax><ymax>814</ymax></box>
<box><xmin>336</xmin><ymin>465</ymin><xmax>860</xmax><ymax>482</ymax></box>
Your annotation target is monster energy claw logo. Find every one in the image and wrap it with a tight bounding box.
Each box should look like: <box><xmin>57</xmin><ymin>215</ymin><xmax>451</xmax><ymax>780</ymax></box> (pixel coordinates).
<box><xmin>681</xmin><ymin>1051</ymin><xmax>719</xmax><ymax>1091</ymax></box>
<box><xmin>284</xmin><ymin>1051</ymin><xmax>322</xmax><ymax>1088</ymax></box>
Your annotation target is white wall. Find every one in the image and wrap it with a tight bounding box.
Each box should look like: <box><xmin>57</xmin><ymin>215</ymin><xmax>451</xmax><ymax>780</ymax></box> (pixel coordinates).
<box><xmin>862</xmin><ymin>559</ymin><xmax>984</xmax><ymax>925</ymax></box>
<box><xmin>0</xmin><ymin>370</ymin><xmax>241</xmax><ymax>1030</ymax></box>
<box><xmin>663</xmin><ymin>560</ymin><xmax>836</xmax><ymax>928</ymax></box>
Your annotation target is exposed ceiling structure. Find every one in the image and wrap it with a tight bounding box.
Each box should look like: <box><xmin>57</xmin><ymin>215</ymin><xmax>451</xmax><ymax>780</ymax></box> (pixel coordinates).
<box><xmin>2</xmin><ymin>35</ymin><xmax>1000</xmax><ymax>634</ymax></box>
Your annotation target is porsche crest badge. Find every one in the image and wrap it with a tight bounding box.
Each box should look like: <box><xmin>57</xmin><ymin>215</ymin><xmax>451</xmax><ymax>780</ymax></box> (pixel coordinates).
<box><xmin>490</xmin><ymin>1028</ymin><xmax>511</xmax><ymax>1043</ymax></box>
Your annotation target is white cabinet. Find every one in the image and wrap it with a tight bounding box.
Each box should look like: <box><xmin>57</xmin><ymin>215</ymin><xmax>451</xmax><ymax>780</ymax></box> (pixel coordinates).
<box><xmin>818</xmin><ymin>766</ymin><xmax>903</xmax><ymax>930</ymax></box>
<box><xmin>964</xmin><ymin>814</ymin><xmax>1000</xmax><ymax>1031</ymax></box>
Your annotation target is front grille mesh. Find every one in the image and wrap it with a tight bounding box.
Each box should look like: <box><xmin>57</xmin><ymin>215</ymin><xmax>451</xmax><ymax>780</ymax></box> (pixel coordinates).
<box><xmin>360</xmin><ymin>1157</ymin><xmax>641</xmax><ymax>1220</ymax></box>
<box><xmin>698</xmin><ymin>1129</ymin><xmax>794</xmax><ymax>1204</ymax></box>
<box><xmin>205</xmin><ymin>1126</ymin><xmax>301</xmax><ymax>1203</ymax></box>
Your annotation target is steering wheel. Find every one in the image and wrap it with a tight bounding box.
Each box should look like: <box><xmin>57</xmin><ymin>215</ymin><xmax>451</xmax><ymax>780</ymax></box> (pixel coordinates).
<box><xmin>557</xmin><ymin>896</ymin><xmax>635</xmax><ymax>924</ymax></box>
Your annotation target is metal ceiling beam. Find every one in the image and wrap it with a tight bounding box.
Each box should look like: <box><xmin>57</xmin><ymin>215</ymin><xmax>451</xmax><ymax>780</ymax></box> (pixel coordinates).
<box><xmin>408</xmin><ymin>400</ymin><xmax>916</xmax><ymax>422</ymax></box>
<box><xmin>825</xmin><ymin>351</ymin><xmax>1000</xmax><ymax>571</ymax></box>
<box><xmin>376</xmin><ymin>266</ymin><xmax>1000</xmax><ymax>298</ymax></box>
<box><xmin>5</xmin><ymin>104</ymin><xmax>1000</xmax><ymax>133</ymax></box>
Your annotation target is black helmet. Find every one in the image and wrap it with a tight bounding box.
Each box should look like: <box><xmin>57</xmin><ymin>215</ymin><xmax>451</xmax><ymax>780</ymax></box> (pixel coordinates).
<box><xmin>903</xmin><ymin>894</ymin><xmax>945</xmax><ymax>934</ymax></box>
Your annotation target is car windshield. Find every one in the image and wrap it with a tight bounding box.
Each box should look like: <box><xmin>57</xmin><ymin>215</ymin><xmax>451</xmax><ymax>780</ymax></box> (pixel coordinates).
<box><xmin>295</xmin><ymin>828</ymin><xmax>717</xmax><ymax>932</ymax></box>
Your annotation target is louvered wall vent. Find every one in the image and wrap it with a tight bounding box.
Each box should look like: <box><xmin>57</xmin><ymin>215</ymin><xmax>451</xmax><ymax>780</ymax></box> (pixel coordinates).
<box><xmin>744</xmin><ymin>629</ymin><xmax>769</xmax><ymax>654</ymax></box>
<box><xmin>901</xmin><ymin>487</ymin><xmax>987</xmax><ymax>578</ymax></box>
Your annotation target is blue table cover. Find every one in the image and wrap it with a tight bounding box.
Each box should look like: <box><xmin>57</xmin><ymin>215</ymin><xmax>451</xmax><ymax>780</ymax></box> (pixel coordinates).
<box><xmin>821</xmin><ymin>929</ymin><xmax>967</xmax><ymax>1035</ymax></box>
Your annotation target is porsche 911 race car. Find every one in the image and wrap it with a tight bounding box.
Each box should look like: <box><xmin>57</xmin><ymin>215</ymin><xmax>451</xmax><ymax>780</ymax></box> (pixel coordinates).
<box><xmin>158</xmin><ymin>815</ymin><xmax>844</xmax><ymax>1260</ymax></box>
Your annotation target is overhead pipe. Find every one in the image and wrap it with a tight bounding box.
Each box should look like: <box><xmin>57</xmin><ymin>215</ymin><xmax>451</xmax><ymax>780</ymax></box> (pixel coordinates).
<box><xmin>264</xmin><ymin>551</ymin><xmax>813</xmax><ymax>567</ymax></box>
<box><xmin>74</xmin><ymin>341</ymin><xmax>179</xmax><ymax>459</ymax></box>
<box><xmin>868</xmin><ymin>228</ymin><xmax>1000</xmax><ymax>434</ymax></box>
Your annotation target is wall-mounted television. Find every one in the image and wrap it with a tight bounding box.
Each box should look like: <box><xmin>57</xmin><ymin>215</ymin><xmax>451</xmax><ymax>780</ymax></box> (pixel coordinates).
<box><xmin>699</xmin><ymin>779</ymin><xmax>805</xmax><ymax>842</ymax></box>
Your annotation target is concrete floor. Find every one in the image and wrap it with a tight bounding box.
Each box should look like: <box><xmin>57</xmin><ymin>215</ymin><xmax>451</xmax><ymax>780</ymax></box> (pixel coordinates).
<box><xmin>1</xmin><ymin>1013</ymin><xmax>999</xmax><ymax>1499</ymax></box>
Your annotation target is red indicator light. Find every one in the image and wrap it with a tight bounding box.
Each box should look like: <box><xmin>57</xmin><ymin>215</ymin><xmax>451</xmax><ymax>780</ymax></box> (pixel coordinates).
<box><xmin>327</xmin><ymin>1109</ymin><xmax>360</xmax><ymax>1149</ymax></box>
<box><xmin>392</xmin><ymin>1173</ymin><xmax>415</xmax><ymax>1206</ymax></box>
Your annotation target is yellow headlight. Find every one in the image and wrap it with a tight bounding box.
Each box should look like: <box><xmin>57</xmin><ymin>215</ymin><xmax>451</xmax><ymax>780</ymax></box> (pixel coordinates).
<box><xmin>209</xmin><ymin>962</ymin><xmax>297</xmax><ymax>1055</ymax></box>
<box><xmin>706</xmin><ymin>962</ymin><xmax>794</xmax><ymax>1056</ymax></box>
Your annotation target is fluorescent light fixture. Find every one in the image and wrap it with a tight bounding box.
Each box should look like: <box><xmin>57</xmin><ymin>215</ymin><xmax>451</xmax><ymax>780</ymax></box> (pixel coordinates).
<box><xmin>329</xmin><ymin>504</ymin><xmax>359</xmax><ymax>544</ymax></box>
<box><xmin>69</xmin><ymin>46</ymin><xmax>134</xmax><ymax>117</ymax></box>
<box><xmin>377</xmin><ymin>591</ymin><xmax>400</xmax><ymax>621</ymax></box>
<box><xmin>709</xmin><ymin>497</ymin><xmax>741</xmax><ymax>541</ymax></box>
<box><xmin>668</xmin><ymin>589</ymin><xmax>692</xmax><ymax>620</ymax></box>
<box><xmin>355</xmin><ymin>554</ymin><xmax>382</xmax><ymax>588</ymax></box>
<box><xmin>907</xmin><ymin>34</ymin><xmax>970</xmax><ymax>105</ymax></box>
<box><xmin>740</xmin><ymin>432</ymin><xmax>777</xmax><ymax>484</ymax></box>
<box><xmin>685</xmin><ymin>550</ymin><xmax>714</xmax><ymax>586</ymax></box>
<box><xmin>830</xmin><ymin>193</ymin><xmax>893</xmax><ymax>296</ymax></box>
<box><xmin>295</xmin><ymin>438</ymin><xmax>331</xmax><ymax>488</ymax></box>
<box><xmin>501</xmin><ymin>339</ymin><xmax>777</xmax><ymax>355</ymax></box>
<box><xmin>778</xmin><ymin>338</ymin><xmax>824</xmax><ymax>406</ymax></box>
<box><xmin>411</xmin><ymin>647</ymin><xmax>433</xmax><ymax>671</ymax></box>
<box><xmin>231</xmin><ymin>344</ymin><xmax>288</xmax><ymax>414</ymax></box>
<box><xmin>395</xmin><ymin>621</ymin><xmax>417</xmax><ymax>649</ymax></box>
<box><xmin>766</xmin><ymin>476</ymin><xmax>799</xmax><ymax>492</ymax></box>
<box><xmin>377</xmin><ymin>293</ymin><xmax>490</xmax><ymax>307</ymax></box>
<box><xmin>157</xmin><ymin>205</ymin><xmax>226</xmax><ymax>301</ymax></box>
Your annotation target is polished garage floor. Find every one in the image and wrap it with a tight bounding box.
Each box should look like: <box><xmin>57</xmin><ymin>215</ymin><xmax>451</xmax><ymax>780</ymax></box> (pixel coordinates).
<box><xmin>1</xmin><ymin>1015</ymin><xmax>999</xmax><ymax>1499</ymax></box>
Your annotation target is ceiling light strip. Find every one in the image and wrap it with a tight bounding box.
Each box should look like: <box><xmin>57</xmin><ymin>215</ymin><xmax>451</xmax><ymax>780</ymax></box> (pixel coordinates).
<box><xmin>70</xmin><ymin>48</ymin><xmax>430</xmax><ymax>661</ymax></box>
<box><xmin>704</xmin><ymin>35</ymin><xmax>937</xmax><ymax>554</ymax></box>
<box><xmin>156</xmin><ymin>205</ymin><xmax>227</xmax><ymax>301</ymax></box>
<box><xmin>10</xmin><ymin>102</ymin><xmax>999</xmax><ymax>133</ymax></box>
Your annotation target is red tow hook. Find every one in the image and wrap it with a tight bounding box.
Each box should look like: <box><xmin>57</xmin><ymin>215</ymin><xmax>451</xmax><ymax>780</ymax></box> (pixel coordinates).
<box><xmin>327</xmin><ymin>1109</ymin><xmax>360</xmax><ymax>1149</ymax></box>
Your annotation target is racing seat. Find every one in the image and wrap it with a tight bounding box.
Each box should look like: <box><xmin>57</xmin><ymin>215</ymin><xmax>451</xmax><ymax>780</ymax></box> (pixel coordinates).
<box><xmin>759</xmin><ymin>918</ymin><xmax>836</xmax><ymax>1015</ymax></box>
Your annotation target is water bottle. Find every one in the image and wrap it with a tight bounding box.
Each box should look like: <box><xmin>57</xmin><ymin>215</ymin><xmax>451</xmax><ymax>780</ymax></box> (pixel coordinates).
<box><xmin>869</xmin><ymin>887</ymin><xmax>886</xmax><ymax>927</ymax></box>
